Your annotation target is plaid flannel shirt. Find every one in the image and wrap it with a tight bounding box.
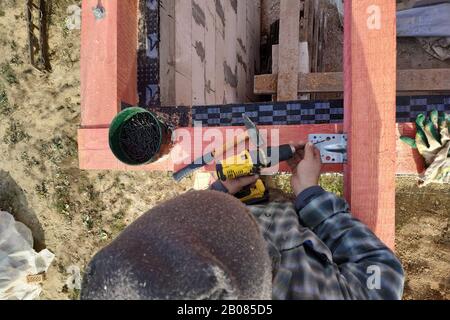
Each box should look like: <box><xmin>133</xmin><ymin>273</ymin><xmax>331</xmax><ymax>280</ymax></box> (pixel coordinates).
<box><xmin>211</xmin><ymin>182</ymin><xmax>405</xmax><ymax>300</ymax></box>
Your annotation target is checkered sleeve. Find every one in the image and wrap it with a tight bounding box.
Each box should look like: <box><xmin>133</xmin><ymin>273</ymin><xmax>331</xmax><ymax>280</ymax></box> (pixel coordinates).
<box><xmin>299</xmin><ymin>193</ymin><xmax>405</xmax><ymax>300</ymax></box>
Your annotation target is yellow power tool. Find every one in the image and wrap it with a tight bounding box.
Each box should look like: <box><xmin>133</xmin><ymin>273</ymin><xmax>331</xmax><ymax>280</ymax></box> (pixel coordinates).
<box><xmin>216</xmin><ymin>115</ymin><xmax>296</xmax><ymax>205</ymax></box>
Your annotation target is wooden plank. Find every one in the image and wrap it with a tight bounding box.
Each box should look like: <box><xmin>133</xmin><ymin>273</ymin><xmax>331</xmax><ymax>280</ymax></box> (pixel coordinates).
<box><xmin>253</xmin><ymin>1</ymin><xmax>261</xmax><ymax>79</ymax></box>
<box><xmin>277</xmin><ymin>0</ymin><xmax>300</xmax><ymax>101</ymax></box>
<box><xmin>81</xmin><ymin>0</ymin><xmax>138</xmax><ymax>128</ymax></box>
<box><xmin>397</xmin><ymin>69</ymin><xmax>450</xmax><ymax>92</ymax></box>
<box><xmin>205</xmin><ymin>0</ymin><xmax>216</xmax><ymax>105</ymax></box>
<box><xmin>271</xmin><ymin>45</ymin><xmax>279</xmax><ymax>74</ymax></box>
<box><xmin>246</xmin><ymin>1</ymin><xmax>256</xmax><ymax>102</ymax></box>
<box><xmin>254</xmin><ymin>69</ymin><xmax>450</xmax><ymax>94</ymax></box>
<box><xmin>175</xmin><ymin>0</ymin><xmax>192</xmax><ymax>106</ymax></box>
<box><xmin>271</xmin><ymin>44</ymin><xmax>279</xmax><ymax>101</ymax></box>
<box><xmin>256</xmin><ymin>72</ymin><xmax>343</xmax><ymax>94</ymax></box>
<box><xmin>160</xmin><ymin>0</ymin><xmax>176</xmax><ymax>106</ymax></box>
<box><xmin>298</xmin><ymin>41</ymin><xmax>310</xmax><ymax>100</ymax></box>
<box><xmin>215</xmin><ymin>0</ymin><xmax>226</xmax><ymax>104</ymax></box>
<box><xmin>245</xmin><ymin>0</ymin><xmax>261</xmax><ymax>102</ymax></box>
<box><xmin>272</xmin><ymin>43</ymin><xmax>310</xmax><ymax>100</ymax></box>
<box><xmin>223</xmin><ymin>0</ymin><xmax>238</xmax><ymax>104</ymax></box>
<box><xmin>344</xmin><ymin>0</ymin><xmax>397</xmax><ymax>249</ymax></box>
<box><xmin>306</xmin><ymin>0</ymin><xmax>315</xmax><ymax>64</ymax></box>
<box><xmin>116</xmin><ymin>0</ymin><xmax>138</xmax><ymax>106</ymax></box>
<box><xmin>303</xmin><ymin>0</ymin><xmax>312</xmax><ymax>45</ymax></box>
<box><xmin>78</xmin><ymin>123</ymin><xmax>424</xmax><ymax>175</ymax></box>
<box><xmin>78</xmin><ymin>128</ymin><xmax>173</xmax><ymax>171</ymax></box>
<box><xmin>191</xmin><ymin>0</ymin><xmax>206</xmax><ymax>106</ymax></box>
<box><xmin>236</xmin><ymin>0</ymin><xmax>247</xmax><ymax>102</ymax></box>
<box><xmin>81</xmin><ymin>0</ymin><xmax>119</xmax><ymax>127</ymax></box>
<box><xmin>311</xmin><ymin>0</ymin><xmax>320</xmax><ymax>73</ymax></box>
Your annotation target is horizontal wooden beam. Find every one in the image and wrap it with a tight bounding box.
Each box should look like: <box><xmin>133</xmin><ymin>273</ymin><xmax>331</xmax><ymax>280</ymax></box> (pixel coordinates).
<box><xmin>78</xmin><ymin>123</ymin><xmax>424</xmax><ymax>174</ymax></box>
<box><xmin>254</xmin><ymin>68</ymin><xmax>450</xmax><ymax>94</ymax></box>
<box><xmin>255</xmin><ymin>72</ymin><xmax>342</xmax><ymax>94</ymax></box>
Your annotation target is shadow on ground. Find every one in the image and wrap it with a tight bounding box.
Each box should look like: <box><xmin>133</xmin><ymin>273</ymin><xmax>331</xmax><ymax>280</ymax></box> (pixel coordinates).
<box><xmin>0</xmin><ymin>170</ymin><xmax>46</xmax><ymax>251</ymax></box>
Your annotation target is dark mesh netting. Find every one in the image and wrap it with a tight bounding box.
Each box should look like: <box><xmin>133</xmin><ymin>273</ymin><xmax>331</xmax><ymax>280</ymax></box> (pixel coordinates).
<box><xmin>119</xmin><ymin>112</ymin><xmax>161</xmax><ymax>164</ymax></box>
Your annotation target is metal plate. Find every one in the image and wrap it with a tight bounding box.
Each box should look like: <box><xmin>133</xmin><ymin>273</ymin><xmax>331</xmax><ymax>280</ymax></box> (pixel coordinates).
<box><xmin>308</xmin><ymin>134</ymin><xmax>348</xmax><ymax>164</ymax></box>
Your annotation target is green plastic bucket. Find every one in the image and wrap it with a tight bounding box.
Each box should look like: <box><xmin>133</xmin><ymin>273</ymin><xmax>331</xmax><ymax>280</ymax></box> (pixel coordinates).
<box><xmin>109</xmin><ymin>107</ymin><xmax>172</xmax><ymax>165</ymax></box>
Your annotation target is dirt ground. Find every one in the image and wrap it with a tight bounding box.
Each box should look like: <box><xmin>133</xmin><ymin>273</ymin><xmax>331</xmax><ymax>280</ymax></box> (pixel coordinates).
<box><xmin>396</xmin><ymin>178</ymin><xmax>450</xmax><ymax>300</ymax></box>
<box><xmin>0</xmin><ymin>0</ymin><xmax>194</xmax><ymax>299</ymax></box>
<box><xmin>0</xmin><ymin>0</ymin><xmax>448</xmax><ymax>300</ymax></box>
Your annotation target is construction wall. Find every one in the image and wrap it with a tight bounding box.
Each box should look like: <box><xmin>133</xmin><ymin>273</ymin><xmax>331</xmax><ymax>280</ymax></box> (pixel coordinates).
<box><xmin>160</xmin><ymin>0</ymin><xmax>261</xmax><ymax>107</ymax></box>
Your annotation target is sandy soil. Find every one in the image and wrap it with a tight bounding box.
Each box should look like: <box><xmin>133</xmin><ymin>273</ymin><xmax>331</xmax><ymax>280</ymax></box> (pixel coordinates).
<box><xmin>396</xmin><ymin>178</ymin><xmax>450</xmax><ymax>300</ymax></box>
<box><xmin>0</xmin><ymin>0</ymin><xmax>193</xmax><ymax>299</ymax></box>
<box><xmin>0</xmin><ymin>0</ymin><xmax>448</xmax><ymax>300</ymax></box>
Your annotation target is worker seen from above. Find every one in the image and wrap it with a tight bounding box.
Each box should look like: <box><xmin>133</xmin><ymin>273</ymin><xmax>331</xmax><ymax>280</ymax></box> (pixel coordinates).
<box><xmin>80</xmin><ymin>142</ymin><xmax>406</xmax><ymax>300</ymax></box>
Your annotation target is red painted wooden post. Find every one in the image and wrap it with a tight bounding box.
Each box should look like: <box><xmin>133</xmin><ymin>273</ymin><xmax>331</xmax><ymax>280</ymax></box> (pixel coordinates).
<box><xmin>344</xmin><ymin>1</ymin><xmax>397</xmax><ymax>249</ymax></box>
<box><xmin>80</xmin><ymin>0</ymin><xmax>138</xmax><ymax>128</ymax></box>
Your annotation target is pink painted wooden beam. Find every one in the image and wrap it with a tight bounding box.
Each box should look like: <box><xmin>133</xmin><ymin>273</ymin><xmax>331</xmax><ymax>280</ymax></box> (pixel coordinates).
<box><xmin>80</xmin><ymin>0</ymin><xmax>138</xmax><ymax>128</ymax></box>
<box><xmin>344</xmin><ymin>1</ymin><xmax>397</xmax><ymax>248</ymax></box>
<box><xmin>78</xmin><ymin>123</ymin><xmax>423</xmax><ymax>175</ymax></box>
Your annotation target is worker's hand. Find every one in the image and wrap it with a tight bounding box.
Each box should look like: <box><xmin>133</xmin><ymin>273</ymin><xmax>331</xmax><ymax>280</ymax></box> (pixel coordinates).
<box><xmin>221</xmin><ymin>175</ymin><xmax>260</xmax><ymax>195</ymax></box>
<box><xmin>290</xmin><ymin>142</ymin><xmax>322</xmax><ymax>196</ymax></box>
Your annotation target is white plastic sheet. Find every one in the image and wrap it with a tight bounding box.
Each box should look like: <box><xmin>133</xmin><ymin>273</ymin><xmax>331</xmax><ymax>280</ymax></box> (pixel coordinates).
<box><xmin>0</xmin><ymin>211</ymin><xmax>54</xmax><ymax>300</ymax></box>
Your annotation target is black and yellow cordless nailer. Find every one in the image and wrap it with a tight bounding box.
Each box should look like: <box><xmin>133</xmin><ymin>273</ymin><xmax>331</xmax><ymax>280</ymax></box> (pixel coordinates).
<box><xmin>215</xmin><ymin>115</ymin><xmax>296</xmax><ymax>205</ymax></box>
<box><xmin>172</xmin><ymin>115</ymin><xmax>296</xmax><ymax>204</ymax></box>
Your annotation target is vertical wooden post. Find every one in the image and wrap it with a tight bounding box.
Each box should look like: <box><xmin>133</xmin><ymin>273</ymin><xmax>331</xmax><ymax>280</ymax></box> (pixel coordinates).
<box><xmin>205</xmin><ymin>0</ymin><xmax>216</xmax><ymax>105</ymax></box>
<box><xmin>191</xmin><ymin>1</ymin><xmax>206</xmax><ymax>106</ymax></box>
<box><xmin>215</xmin><ymin>0</ymin><xmax>226</xmax><ymax>104</ymax></box>
<box><xmin>175</xmin><ymin>0</ymin><xmax>192</xmax><ymax>106</ymax></box>
<box><xmin>236</xmin><ymin>0</ymin><xmax>247</xmax><ymax>102</ymax></box>
<box><xmin>245</xmin><ymin>0</ymin><xmax>261</xmax><ymax>102</ymax></box>
<box><xmin>160</xmin><ymin>0</ymin><xmax>176</xmax><ymax>106</ymax></box>
<box><xmin>223</xmin><ymin>0</ymin><xmax>238</xmax><ymax>104</ymax></box>
<box><xmin>80</xmin><ymin>0</ymin><xmax>138</xmax><ymax>128</ymax></box>
<box><xmin>277</xmin><ymin>0</ymin><xmax>300</xmax><ymax>101</ymax></box>
<box><xmin>344</xmin><ymin>1</ymin><xmax>397</xmax><ymax>249</ymax></box>
<box><xmin>117</xmin><ymin>0</ymin><xmax>138</xmax><ymax>106</ymax></box>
